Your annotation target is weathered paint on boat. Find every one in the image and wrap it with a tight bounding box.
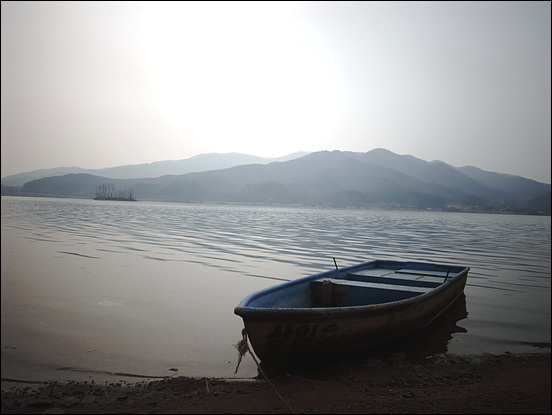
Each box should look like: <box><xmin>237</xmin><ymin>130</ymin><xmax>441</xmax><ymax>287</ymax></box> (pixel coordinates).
<box><xmin>234</xmin><ymin>260</ymin><xmax>469</xmax><ymax>360</ymax></box>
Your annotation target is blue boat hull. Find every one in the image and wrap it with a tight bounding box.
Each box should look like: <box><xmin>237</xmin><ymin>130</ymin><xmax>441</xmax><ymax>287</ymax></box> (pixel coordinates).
<box><xmin>234</xmin><ymin>260</ymin><xmax>469</xmax><ymax>360</ymax></box>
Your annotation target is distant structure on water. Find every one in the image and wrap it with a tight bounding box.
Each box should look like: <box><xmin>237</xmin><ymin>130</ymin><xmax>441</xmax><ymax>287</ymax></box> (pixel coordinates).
<box><xmin>94</xmin><ymin>183</ymin><xmax>136</xmax><ymax>201</ymax></box>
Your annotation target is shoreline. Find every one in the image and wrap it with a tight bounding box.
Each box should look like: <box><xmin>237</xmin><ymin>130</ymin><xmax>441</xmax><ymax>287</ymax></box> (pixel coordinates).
<box><xmin>1</xmin><ymin>351</ymin><xmax>550</xmax><ymax>414</ymax></box>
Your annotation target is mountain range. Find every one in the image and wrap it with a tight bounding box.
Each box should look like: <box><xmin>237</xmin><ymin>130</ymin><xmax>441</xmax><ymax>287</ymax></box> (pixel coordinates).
<box><xmin>2</xmin><ymin>149</ymin><xmax>550</xmax><ymax>214</ymax></box>
<box><xmin>0</xmin><ymin>151</ymin><xmax>309</xmax><ymax>187</ymax></box>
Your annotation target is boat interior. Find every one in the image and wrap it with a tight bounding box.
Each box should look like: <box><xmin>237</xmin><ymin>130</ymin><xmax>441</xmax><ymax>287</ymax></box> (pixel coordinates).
<box><xmin>240</xmin><ymin>263</ymin><xmax>464</xmax><ymax>309</ymax></box>
<box><xmin>310</xmin><ymin>268</ymin><xmax>453</xmax><ymax>307</ymax></box>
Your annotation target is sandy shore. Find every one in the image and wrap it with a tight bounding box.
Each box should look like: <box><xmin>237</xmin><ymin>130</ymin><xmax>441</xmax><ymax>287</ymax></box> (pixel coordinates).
<box><xmin>1</xmin><ymin>352</ymin><xmax>549</xmax><ymax>414</ymax></box>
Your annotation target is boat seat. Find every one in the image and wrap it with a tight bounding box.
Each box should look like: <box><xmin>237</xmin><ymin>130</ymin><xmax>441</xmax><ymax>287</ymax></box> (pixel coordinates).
<box><xmin>310</xmin><ymin>278</ymin><xmax>431</xmax><ymax>307</ymax></box>
<box><xmin>316</xmin><ymin>278</ymin><xmax>430</xmax><ymax>292</ymax></box>
<box><xmin>346</xmin><ymin>272</ymin><xmax>442</xmax><ymax>288</ymax></box>
<box><xmin>396</xmin><ymin>268</ymin><xmax>453</xmax><ymax>277</ymax></box>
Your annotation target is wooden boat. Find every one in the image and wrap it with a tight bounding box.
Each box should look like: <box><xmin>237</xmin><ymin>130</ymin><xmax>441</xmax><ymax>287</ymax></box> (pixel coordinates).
<box><xmin>234</xmin><ymin>259</ymin><xmax>469</xmax><ymax>361</ymax></box>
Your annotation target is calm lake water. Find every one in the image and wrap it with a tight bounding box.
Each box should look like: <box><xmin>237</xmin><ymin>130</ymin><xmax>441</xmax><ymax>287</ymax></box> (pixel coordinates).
<box><xmin>1</xmin><ymin>196</ymin><xmax>550</xmax><ymax>385</ymax></box>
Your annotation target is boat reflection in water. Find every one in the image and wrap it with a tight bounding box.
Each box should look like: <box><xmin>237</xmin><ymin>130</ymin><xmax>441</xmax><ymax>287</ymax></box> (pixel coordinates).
<box><xmin>356</xmin><ymin>292</ymin><xmax>469</xmax><ymax>361</ymax></box>
<box><xmin>257</xmin><ymin>293</ymin><xmax>468</xmax><ymax>377</ymax></box>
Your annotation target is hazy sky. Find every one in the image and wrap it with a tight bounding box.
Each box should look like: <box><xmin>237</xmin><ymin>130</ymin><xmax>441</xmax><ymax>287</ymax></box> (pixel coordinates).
<box><xmin>1</xmin><ymin>1</ymin><xmax>550</xmax><ymax>183</ymax></box>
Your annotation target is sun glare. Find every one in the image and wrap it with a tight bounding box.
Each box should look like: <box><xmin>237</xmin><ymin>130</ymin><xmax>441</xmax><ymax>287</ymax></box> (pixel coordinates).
<box><xmin>134</xmin><ymin>2</ymin><xmax>345</xmax><ymax>155</ymax></box>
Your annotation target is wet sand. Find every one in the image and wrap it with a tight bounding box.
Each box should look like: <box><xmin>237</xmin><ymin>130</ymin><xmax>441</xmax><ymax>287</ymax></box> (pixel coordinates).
<box><xmin>1</xmin><ymin>352</ymin><xmax>549</xmax><ymax>414</ymax></box>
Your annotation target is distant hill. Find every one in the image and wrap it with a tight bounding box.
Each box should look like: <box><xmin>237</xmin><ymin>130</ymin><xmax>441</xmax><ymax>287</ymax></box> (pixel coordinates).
<box><xmin>1</xmin><ymin>166</ymin><xmax>91</xmax><ymax>187</ymax></box>
<box><xmin>0</xmin><ymin>151</ymin><xmax>310</xmax><ymax>186</ymax></box>
<box><xmin>2</xmin><ymin>149</ymin><xmax>550</xmax><ymax>215</ymax></box>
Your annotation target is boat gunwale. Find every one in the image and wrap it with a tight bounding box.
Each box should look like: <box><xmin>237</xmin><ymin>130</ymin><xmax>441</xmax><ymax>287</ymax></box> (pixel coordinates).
<box><xmin>234</xmin><ymin>260</ymin><xmax>469</xmax><ymax>319</ymax></box>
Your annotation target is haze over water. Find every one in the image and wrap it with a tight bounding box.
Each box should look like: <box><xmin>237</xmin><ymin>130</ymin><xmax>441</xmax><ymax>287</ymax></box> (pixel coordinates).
<box><xmin>1</xmin><ymin>197</ymin><xmax>550</xmax><ymax>385</ymax></box>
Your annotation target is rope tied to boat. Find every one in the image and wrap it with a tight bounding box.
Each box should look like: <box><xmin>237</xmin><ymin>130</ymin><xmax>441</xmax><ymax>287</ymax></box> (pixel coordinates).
<box><xmin>234</xmin><ymin>328</ymin><xmax>296</xmax><ymax>414</ymax></box>
<box><xmin>233</xmin><ymin>328</ymin><xmax>249</xmax><ymax>374</ymax></box>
